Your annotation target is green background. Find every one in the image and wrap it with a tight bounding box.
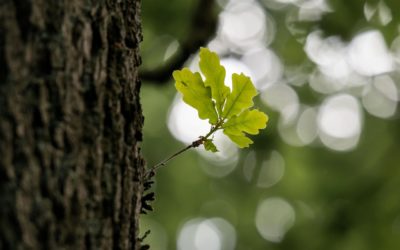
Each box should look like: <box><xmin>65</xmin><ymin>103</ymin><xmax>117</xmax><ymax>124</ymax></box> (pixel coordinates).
<box><xmin>140</xmin><ymin>0</ymin><xmax>400</xmax><ymax>249</ymax></box>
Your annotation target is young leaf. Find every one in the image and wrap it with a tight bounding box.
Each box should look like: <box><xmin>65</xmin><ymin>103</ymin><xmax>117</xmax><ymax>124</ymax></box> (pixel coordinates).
<box><xmin>199</xmin><ymin>47</ymin><xmax>230</xmax><ymax>115</ymax></box>
<box><xmin>222</xmin><ymin>109</ymin><xmax>268</xmax><ymax>148</ymax></box>
<box><xmin>223</xmin><ymin>133</ymin><xmax>253</xmax><ymax>148</ymax></box>
<box><xmin>222</xmin><ymin>73</ymin><xmax>257</xmax><ymax>119</ymax></box>
<box><xmin>173</xmin><ymin>68</ymin><xmax>218</xmax><ymax>124</ymax></box>
<box><xmin>147</xmin><ymin>48</ymin><xmax>270</xmax><ymax>177</ymax></box>
<box><xmin>203</xmin><ymin>139</ymin><xmax>218</xmax><ymax>152</ymax></box>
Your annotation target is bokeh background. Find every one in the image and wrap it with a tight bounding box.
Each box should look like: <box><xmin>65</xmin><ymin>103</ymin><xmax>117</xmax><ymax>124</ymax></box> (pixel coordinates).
<box><xmin>139</xmin><ymin>0</ymin><xmax>400</xmax><ymax>249</ymax></box>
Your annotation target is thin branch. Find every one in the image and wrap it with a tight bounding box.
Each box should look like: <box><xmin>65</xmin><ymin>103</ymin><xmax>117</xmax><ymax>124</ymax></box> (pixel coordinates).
<box><xmin>144</xmin><ymin>120</ymin><xmax>224</xmax><ymax>179</ymax></box>
<box><xmin>143</xmin><ymin>139</ymin><xmax>200</xmax><ymax>178</ymax></box>
<box><xmin>140</xmin><ymin>0</ymin><xmax>218</xmax><ymax>84</ymax></box>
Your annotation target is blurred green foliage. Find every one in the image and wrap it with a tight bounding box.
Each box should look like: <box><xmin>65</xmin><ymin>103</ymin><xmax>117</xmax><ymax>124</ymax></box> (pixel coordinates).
<box><xmin>140</xmin><ymin>0</ymin><xmax>400</xmax><ymax>249</ymax></box>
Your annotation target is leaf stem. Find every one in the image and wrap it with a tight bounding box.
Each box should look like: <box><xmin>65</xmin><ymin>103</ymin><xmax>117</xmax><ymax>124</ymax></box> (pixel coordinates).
<box><xmin>144</xmin><ymin>120</ymin><xmax>224</xmax><ymax>179</ymax></box>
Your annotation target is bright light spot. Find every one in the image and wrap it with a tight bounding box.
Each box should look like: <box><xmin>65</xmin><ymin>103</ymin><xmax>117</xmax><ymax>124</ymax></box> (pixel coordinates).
<box><xmin>243</xmin><ymin>151</ymin><xmax>257</xmax><ymax>182</ymax></box>
<box><xmin>318</xmin><ymin>45</ymin><xmax>350</xmax><ymax>79</ymax></box>
<box><xmin>194</xmin><ymin>222</ymin><xmax>221</xmax><ymax>250</ymax></box>
<box><xmin>177</xmin><ymin>218</ymin><xmax>236</xmax><ymax>250</ymax></box>
<box><xmin>163</xmin><ymin>40</ymin><xmax>179</xmax><ymax>61</ymax></box>
<box><xmin>178</xmin><ymin>219</ymin><xmax>204</xmax><ymax>250</ymax></box>
<box><xmin>309</xmin><ymin>70</ymin><xmax>347</xmax><ymax>94</ymax></box>
<box><xmin>317</xmin><ymin>94</ymin><xmax>362</xmax><ymax>151</ymax></box>
<box><xmin>220</xmin><ymin>2</ymin><xmax>265</xmax><ymax>42</ymax></box>
<box><xmin>208</xmin><ymin>38</ymin><xmax>230</xmax><ymax>55</ymax></box>
<box><xmin>318</xmin><ymin>94</ymin><xmax>361</xmax><ymax>138</ymax></box>
<box><xmin>364</xmin><ymin>2</ymin><xmax>375</xmax><ymax>21</ymax></box>
<box><xmin>255</xmin><ymin>197</ymin><xmax>295</xmax><ymax>242</ymax></box>
<box><xmin>297</xmin><ymin>0</ymin><xmax>332</xmax><ymax>21</ymax></box>
<box><xmin>345</xmin><ymin>73</ymin><xmax>370</xmax><ymax>90</ymax></box>
<box><xmin>319</xmin><ymin>132</ymin><xmax>361</xmax><ymax>151</ymax></box>
<box><xmin>219</xmin><ymin>1</ymin><xmax>273</xmax><ymax>51</ymax></box>
<box><xmin>278</xmin><ymin>106</ymin><xmax>316</xmax><ymax>147</ymax></box>
<box><xmin>374</xmin><ymin>75</ymin><xmax>399</xmax><ymax>101</ymax></box>
<box><xmin>348</xmin><ymin>30</ymin><xmax>394</xmax><ymax>76</ymax></box>
<box><xmin>261</xmin><ymin>83</ymin><xmax>299</xmax><ymax>124</ymax></box>
<box><xmin>168</xmin><ymin>97</ymin><xmax>210</xmax><ymax>144</ymax></box>
<box><xmin>362</xmin><ymin>75</ymin><xmax>398</xmax><ymax>118</ymax></box>
<box><xmin>198</xmin><ymin>130</ymin><xmax>238</xmax><ymax>177</ymax></box>
<box><xmin>257</xmin><ymin>151</ymin><xmax>285</xmax><ymax>188</ymax></box>
<box><xmin>285</xmin><ymin>65</ymin><xmax>310</xmax><ymax>87</ymax></box>
<box><xmin>391</xmin><ymin>35</ymin><xmax>400</xmax><ymax>65</ymax></box>
<box><xmin>274</xmin><ymin>0</ymin><xmax>298</xmax><ymax>3</ymax></box>
<box><xmin>208</xmin><ymin>218</ymin><xmax>237</xmax><ymax>250</ymax></box>
<box><xmin>304</xmin><ymin>31</ymin><xmax>325</xmax><ymax>64</ymax></box>
<box><xmin>296</xmin><ymin>107</ymin><xmax>318</xmax><ymax>145</ymax></box>
<box><xmin>168</xmin><ymin>97</ymin><xmax>238</xmax><ymax>166</ymax></box>
<box><xmin>220</xmin><ymin>57</ymin><xmax>253</xmax><ymax>89</ymax></box>
<box><xmin>378</xmin><ymin>1</ymin><xmax>392</xmax><ymax>25</ymax></box>
<box><xmin>295</xmin><ymin>0</ymin><xmax>330</xmax><ymax>9</ymax></box>
<box><xmin>278</xmin><ymin>118</ymin><xmax>305</xmax><ymax>147</ymax></box>
<box><xmin>305</xmin><ymin>31</ymin><xmax>351</xmax><ymax>79</ymax></box>
<box><xmin>242</xmin><ymin>47</ymin><xmax>283</xmax><ymax>90</ymax></box>
<box><xmin>363</xmin><ymin>0</ymin><xmax>393</xmax><ymax>24</ymax></box>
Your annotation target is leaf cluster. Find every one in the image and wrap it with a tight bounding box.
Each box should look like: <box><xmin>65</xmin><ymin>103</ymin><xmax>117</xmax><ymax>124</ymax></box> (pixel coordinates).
<box><xmin>173</xmin><ymin>48</ymin><xmax>268</xmax><ymax>151</ymax></box>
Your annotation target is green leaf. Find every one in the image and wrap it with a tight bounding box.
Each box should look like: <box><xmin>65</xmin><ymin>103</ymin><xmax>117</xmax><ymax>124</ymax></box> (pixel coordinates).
<box><xmin>173</xmin><ymin>48</ymin><xmax>269</xmax><ymax>151</ymax></box>
<box><xmin>203</xmin><ymin>139</ymin><xmax>218</xmax><ymax>152</ymax></box>
<box><xmin>173</xmin><ymin>68</ymin><xmax>218</xmax><ymax>124</ymax></box>
<box><xmin>222</xmin><ymin>109</ymin><xmax>268</xmax><ymax>148</ymax></box>
<box><xmin>223</xmin><ymin>133</ymin><xmax>253</xmax><ymax>148</ymax></box>
<box><xmin>199</xmin><ymin>47</ymin><xmax>230</xmax><ymax>115</ymax></box>
<box><xmin>222</xmin><ymin>73</ymin><xmax>257</xmax><ymax>119</ymax></box>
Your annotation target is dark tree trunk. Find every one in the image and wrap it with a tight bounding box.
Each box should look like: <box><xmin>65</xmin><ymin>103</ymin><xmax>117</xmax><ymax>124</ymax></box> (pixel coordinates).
<box><xmin>0</xmin><ymin>0</ymin><xmax>145</xmax><ymax>249</ymax></box>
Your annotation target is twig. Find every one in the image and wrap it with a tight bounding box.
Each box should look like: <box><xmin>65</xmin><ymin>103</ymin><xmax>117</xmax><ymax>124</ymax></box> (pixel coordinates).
<box><xmin>143</xmin><ymin>138</ymin><xmax>202</xmax><ymax>178</ymax></box>
<box><xmin>144</xmin><ymin>120</ymin><xmax>224</xmax><ymax>179</ymax></box>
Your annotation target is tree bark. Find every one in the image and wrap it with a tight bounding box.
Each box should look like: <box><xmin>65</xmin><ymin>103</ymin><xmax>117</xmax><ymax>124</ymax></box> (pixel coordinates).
<box><xmin>0</xmin><ymin>0</ymin><xmax>145</xmax><ymax>249</ymax></box>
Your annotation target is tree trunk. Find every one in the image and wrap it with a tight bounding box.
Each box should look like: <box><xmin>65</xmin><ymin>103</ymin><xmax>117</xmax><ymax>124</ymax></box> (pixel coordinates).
<box><xmin>0</xmin><ymin>1</ymin><xmax>145</xmax><ymax>249</ymax></box>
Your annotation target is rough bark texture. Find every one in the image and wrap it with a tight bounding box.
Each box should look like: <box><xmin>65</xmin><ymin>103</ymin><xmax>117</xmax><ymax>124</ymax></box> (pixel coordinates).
<box><xmin>0</xmin><ymin>0</ymin><xmax>145</xmax><ymax>249</ymax></box>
